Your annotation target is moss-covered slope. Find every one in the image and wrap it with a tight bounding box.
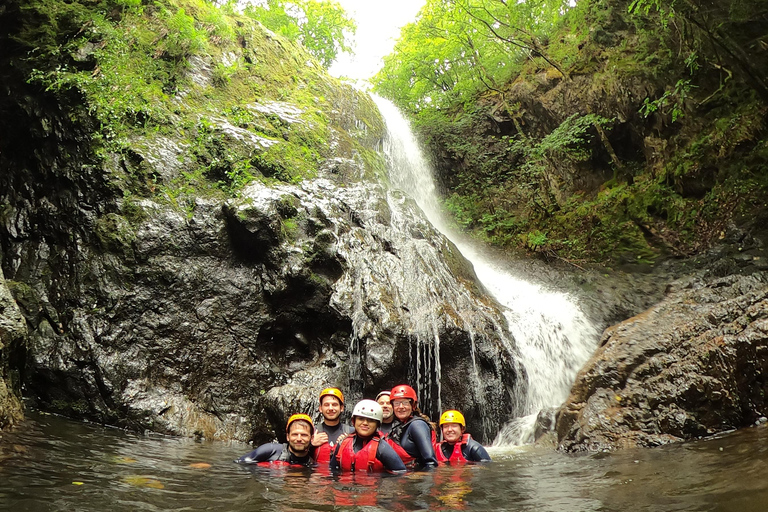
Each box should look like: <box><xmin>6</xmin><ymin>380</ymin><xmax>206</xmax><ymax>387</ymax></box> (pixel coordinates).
<box><xmin>395</xmin><ymin>0</ymin><xmax>768</xmax><ymax>266</ymax></box>
<box><xmin>1</xmin><ymin>0</ymin><xmax>383</xmax><ymax>211</ymax></box>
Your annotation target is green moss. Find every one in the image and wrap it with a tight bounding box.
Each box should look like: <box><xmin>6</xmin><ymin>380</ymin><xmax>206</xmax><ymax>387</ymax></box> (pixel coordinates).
<box><xmin>94</xmin><ymin>213</ymin><xmax>137</xmax><ymax>255</ymax></box>
<box><xmin>14</xmin><ymin>0</ymin><xmax>383</xmax><ymax>207</ymax></box>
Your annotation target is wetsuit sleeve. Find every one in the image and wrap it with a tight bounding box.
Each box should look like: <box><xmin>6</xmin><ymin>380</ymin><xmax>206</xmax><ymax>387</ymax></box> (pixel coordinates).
<box><xmin>466</xmin><ymin>439</ymin><xmax>492</xmax><ymax>462</ymax></box>
<box><xmin>376</xmin><ymin>439</ymin><xmax>407</xmax><ymax>472</ymax></box>
<box><xmin>236</xmin><ymin>443</ymin><xmax>283</xmax><ymax>464</ymax></box>
<box><xmin>408</xmin><ymin>421</ymin><xmax>438</xmax><ymax>468</ymax></box>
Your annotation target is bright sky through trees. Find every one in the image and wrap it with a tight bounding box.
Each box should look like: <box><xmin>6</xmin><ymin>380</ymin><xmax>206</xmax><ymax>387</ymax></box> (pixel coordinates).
<box><xmin>328</xmin><ymin>0</ymin><xmax>426</xmax><ymax>82</ymax></box>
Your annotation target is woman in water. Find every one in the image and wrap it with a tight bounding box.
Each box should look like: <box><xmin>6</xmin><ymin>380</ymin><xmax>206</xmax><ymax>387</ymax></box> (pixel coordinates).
<box><xmin>330</xmin><ymin>399</ymin><xmax>406</xmax><ymax>473</ymax></box>
<box><xmin>384</xmin><ymin>385</ymin><xmax>438</xmax><ymax>468</ymax></box>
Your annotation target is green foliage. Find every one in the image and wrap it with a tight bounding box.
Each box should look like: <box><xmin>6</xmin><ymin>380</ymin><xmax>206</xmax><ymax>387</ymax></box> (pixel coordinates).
<box><xmin>511</xmin><ymin>113</ymin><xmax>612</xmax><ymax>170</ymax></box>
<box><xmin>243</xmin><ymin>0</ymin><xmax>356</xmax><ymax>68</ymax></box>
<box><xmin>12</xmin><ymin>0</ymin><xmax>377</xmax><ymax>207</ymax></box>
<box><xmin>373</xmin><ymin>0</ymin><xmax>573</xmax><ymax>111</ymax></box>
<box><xmin>378</xmin><ymin>0</ymin><xmax>768</xmax><ymax>264</ymax></box>
<box><xmin>640</xmin><ymin>79</ymin><xmax>694</xmax><ymax>122</ymax></box>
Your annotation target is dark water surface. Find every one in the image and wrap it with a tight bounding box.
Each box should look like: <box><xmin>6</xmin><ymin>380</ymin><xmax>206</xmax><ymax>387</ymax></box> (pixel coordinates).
<box><xmin>2</xmin><ymin>413</ymin><xmax>767</xmax><ymax>511</ymax></box>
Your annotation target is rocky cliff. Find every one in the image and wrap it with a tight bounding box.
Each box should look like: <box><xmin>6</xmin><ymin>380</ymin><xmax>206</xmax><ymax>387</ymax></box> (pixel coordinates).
<box><xmin>555</xmin><ymin>263</ymin><xmax>768</xmax><ymax>451</ymax></box>
<box><xmin>0</xmin><ymin>0</ymin><xmax>519</xmax><ymax>443</ymax></box>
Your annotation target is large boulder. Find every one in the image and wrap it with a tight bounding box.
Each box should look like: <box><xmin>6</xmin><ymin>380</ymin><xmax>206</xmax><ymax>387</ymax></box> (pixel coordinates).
<box><xmin>556</xmin><ymin>272</ymin><xmax>768</xmax><ymax>451</ymax></box>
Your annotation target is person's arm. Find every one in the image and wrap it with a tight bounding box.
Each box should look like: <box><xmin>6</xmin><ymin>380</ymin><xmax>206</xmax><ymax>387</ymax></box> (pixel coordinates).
<box><xmin>408</xmin><ymin>421</ymin><xmax>438</xmax><ymax>468</ymax></box>
<box><xmin>466</xmin><ymin>439</ymin><xmax>492</xmax><ymax>462</ymax></box>
<box><xmin>235</xmin><ymin>443</ymin><xmax>282</xmax><ymax>464</ymax></box>
<box><xmin>376</xmin><ymin>439</ymin><xmax>407</xmax><ymax>472</ymax></box>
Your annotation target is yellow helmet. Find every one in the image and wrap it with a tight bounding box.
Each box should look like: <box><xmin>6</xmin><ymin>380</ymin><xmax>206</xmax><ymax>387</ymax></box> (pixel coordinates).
<box><xmin>286</xmin><ymin>413</ymin><xmax>314</xmax><ymax>435</ymax></box>
<box><xmin>439</xmin><ymin>410</ymin><xmax>466</xmax><ymax>427</ymax></box>
<box><xmin>319</xmin><ymin>387</ymin><xmax>345</xmax><ymax>405</ymax></box>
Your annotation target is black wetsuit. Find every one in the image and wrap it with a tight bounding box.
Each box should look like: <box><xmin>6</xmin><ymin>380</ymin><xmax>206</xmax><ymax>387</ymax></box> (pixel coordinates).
<box><xmin>235</xmin><ymin>442</ymin><xmax>313</xmax><ymax>467</ymax></box>
<box><xmin>317</xmin><ymin>422</ymin><xmax>354</xmax><ymax>443</ymax></box>
<box><xmin>438</xmin><ymin>437</ymin><xmax>492</xmax><ymax>462</ymax></box>
<box><xmin>389</xmin><ymin>417</ymin><xmax>438</xmax><ymax>468</ymax></box>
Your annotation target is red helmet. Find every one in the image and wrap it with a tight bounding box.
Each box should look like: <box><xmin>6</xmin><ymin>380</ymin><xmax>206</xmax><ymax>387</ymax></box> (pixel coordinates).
<box><xmin>390</xmin><ymin>384</ymin><xmax>417</xmax><ymax>404</ymax></box>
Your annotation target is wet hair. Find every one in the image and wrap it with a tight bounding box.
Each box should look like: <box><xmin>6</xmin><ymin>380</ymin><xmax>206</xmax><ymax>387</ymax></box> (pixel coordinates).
<box><xmin>412</xmin><ymin>403</ymin><xmax>437</xmax><ymax>432</ymax></box>
<box><xmin>288</xmin><ymin>420</ymin><xmax>312</xmax><ymax>434</ymax></box>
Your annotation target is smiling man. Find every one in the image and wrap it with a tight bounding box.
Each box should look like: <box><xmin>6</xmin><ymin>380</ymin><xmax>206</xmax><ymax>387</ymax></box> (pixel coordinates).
<box><xmin>434</xmin><ymin>410</ymin><xmax>491</xmax><ymax>463</ymax></box>
<box><xmin>235</xmin><ymin>413</ymin><xmax>315</xmax><ymax>467</ymax></box>
<box><xmin>375</xmin><ymin>390</ymin><xmax>395</xmax><ymax>435</ymax></box>
<box><xmin>312</xmin><ymin>387</ymin><xmax>354</xmax><ymax>464</ymax></box>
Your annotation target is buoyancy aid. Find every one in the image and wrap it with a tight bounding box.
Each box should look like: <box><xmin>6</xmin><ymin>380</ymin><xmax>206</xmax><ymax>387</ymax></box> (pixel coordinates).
<box><xmin>314</xmin><ymin>443</ymin><xmax>332</xmax><ymax>464</ymax></box>
<box><xmin>435</xmin><ymin>434</ymin><xmax>471</xmax><ymax>463</ymax></box>
<box><xmin>337</xmin><ymin>435</ymin><xmax>385</xmax><ymax>472</ymax></box>
<box><xmin>314</xmin><ymin>423</ymin><xmax>352</xmax><ymax>464</ymax></box>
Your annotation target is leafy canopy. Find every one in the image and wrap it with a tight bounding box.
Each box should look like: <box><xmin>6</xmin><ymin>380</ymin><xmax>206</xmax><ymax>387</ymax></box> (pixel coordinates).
<box><xmin>243</xmin><ymin>0</ymin><xmax>356</xmax><ymax>68</ymax></box>
<box><xmin>372</xmin><ymin>0</ymin><xmax>572</xmax><ymax>111</ymax></box>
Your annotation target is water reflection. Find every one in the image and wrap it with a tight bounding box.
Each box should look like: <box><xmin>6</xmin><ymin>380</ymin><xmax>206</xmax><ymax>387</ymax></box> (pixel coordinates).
<box><xmin>2</xmin><ymin>413</ymin><xmax>768</xmax><ymax>511</ymax></box>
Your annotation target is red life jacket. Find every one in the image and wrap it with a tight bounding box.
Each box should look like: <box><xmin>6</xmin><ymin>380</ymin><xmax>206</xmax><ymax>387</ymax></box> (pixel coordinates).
<box><xmin>435</xmin><ymin>434</ymin><xmax>471</xmax><ymax>463</ymax></box>
<box><xmin>314</xmin><ymin>442</ymin><xmax>332</xmax><ymax>464</ymax></box>
<box><xmin>385</xmin><ymin>438</ymin><xmax>415</xmax><ymax>466</ymax></box>
<box><xmin>337</xmin><ymin>435</ymin><xmax>385</xmax><ymax>473</ymax></box>
<box><xmin>314</xmin><ymin>423</ymin><xmax>352</xmax><ymax>464</ymax></box>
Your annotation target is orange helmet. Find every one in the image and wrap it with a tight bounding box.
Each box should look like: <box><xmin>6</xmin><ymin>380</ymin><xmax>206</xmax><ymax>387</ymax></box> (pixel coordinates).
<box><xmin>319</xmin><ymin>387</ymin><xmax>344</xmax><ymax>405</ymax></box>
<box><xmin>286</xmin><ymin>413</ymin><xmax>314</xmax><ymax>435</ymax></box>
<box><xmin>439</xmin><ymin>410</ymin><xmax>466</xmax><ymax>427</ymax></box>
<box><xmin>390</xmin><ymin>384</ymin><xmax>417</xmax><ymax>404</ymax></box>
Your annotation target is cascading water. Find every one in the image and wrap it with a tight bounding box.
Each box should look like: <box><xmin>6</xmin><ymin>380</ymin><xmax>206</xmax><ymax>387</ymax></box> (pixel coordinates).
<box><xmin>373</xmin><ymin>95</ymin><xmax>600</xmax><ymax>445</ymax></box>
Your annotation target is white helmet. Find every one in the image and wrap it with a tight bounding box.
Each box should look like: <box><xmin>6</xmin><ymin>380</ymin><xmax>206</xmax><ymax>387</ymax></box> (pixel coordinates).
<box><xmin>351</xmin><ymin>399</ymin><xmax>383</xmax><ymax>422</ymax></box>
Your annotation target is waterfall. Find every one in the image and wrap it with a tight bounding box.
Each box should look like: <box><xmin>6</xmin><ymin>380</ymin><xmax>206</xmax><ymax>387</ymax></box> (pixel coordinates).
<box><xmin>372</xmin><ymin>95</ymin><xmax>600</xmax><ymax>445</ymax></box>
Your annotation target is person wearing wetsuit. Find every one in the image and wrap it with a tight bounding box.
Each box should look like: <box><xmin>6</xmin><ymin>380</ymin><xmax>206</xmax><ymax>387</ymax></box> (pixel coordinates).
<box><xmin>330</xmin><ymin>399</ymin><xmax>406</xmax><ymax>473</ymax></box>
<box><xmin>235</xmin><ymin>413</ymin><xmax>315</xmax><ymax>467</ymax></box>
<box><xmin>312</xmin><ymin>387</ymin><xmax>354</xmax><ymax>464</ymax></box>
<box><xmin>376</xmin><ymin>390</ymin><xmax>395</xmax><ymax>436</ymax></box>
<box><xmin>385</xmin><ymin>384</ymin><xmax>438</xmax><ymax>469</ymax></box>
<box><xmin>434</xmin><ymin>410</ymin><xmax>491</xmax><ymax>463</ymax></box>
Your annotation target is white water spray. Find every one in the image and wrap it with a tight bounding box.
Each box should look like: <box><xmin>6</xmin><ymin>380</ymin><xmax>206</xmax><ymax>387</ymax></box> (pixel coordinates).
<box><xmin>373</xmin><ymin>96</ymin><xmax>600</xmax><ymax>445</ymax></box>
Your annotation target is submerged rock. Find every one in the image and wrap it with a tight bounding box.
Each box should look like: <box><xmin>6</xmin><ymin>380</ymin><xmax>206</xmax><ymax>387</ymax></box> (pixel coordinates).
<box><xmin>556</xmin><ymin>272</ymin><xmax>768</xmax><ymax>451</ymax></box>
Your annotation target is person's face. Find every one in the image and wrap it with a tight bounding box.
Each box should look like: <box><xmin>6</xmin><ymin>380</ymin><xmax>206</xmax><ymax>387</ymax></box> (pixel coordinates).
<box><xmin>377</xmin><ymin>396</ymin><xmax>393</xmax><ymax>421</ymax></box>
<box><xmin>441</xmin><ymin>422</ymin><xmax>464</xmax><ymax>443</ymax></box>
<box><xmin>392</xmin><ymin>398</ymin><xmax>413</xmax><ymax>422</ymax></box>
<box><xmin>288</xmin><ymin>421</ymin><xmax>312</xmax><ymax>454</ymax></box>
<box><xmin>319</xmin><ymin>396</ymin><xmax>343</xmax><ymax>421</ymax></box>
<box><xmin>353</xmin><ymin>416</ymin><xmax>379</xmax><ymax>437</ymax></box>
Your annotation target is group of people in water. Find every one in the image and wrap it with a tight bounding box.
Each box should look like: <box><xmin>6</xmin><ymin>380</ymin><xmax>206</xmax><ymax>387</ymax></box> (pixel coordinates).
<box><xmin>236</xmin><ymin>385</ymin><xmax>491</xmax><ymax>472</ymax></box>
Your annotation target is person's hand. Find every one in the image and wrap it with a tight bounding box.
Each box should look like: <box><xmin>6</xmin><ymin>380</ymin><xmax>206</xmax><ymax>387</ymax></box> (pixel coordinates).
<box><xmin>334</xmin><ymin>433</ymin><xmax>350</xmax><ymax>446</ymax></box>
<box><xmin>312</xmin><ymin>431</ymin><xmax>329</xmax><ymax>447</ymax></box>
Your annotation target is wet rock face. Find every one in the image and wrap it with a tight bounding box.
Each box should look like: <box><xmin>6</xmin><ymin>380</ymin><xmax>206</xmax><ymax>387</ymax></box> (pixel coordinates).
<box><xmin>4</xmin><ymin>176</ymin><xmax>518</xmax><ymax>444</ymax></box>
<box><xmin>556</xmin><ymin>273</ymin><xmax>768</xmax><ymax>451</ymax></box>
<box><xmin>0</xmin><ymin>274</ymin><xmax>27</xmax><ymax>430</ymax></box>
